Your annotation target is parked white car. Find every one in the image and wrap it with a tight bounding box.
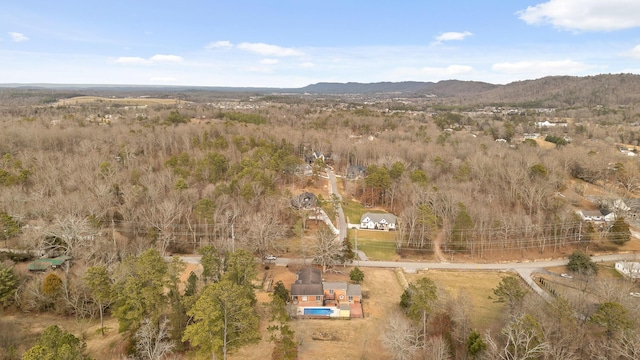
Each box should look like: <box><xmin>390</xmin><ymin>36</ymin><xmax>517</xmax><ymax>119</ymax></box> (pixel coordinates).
<box><xmin>560</xmin><ymin>273</ymin><xmax>573</xmax><ymax>279</ymax></box>
<box><xmin>265</xmin><ymin>255</ymin><xmax>277</xmax><ymax>261</ymax></box>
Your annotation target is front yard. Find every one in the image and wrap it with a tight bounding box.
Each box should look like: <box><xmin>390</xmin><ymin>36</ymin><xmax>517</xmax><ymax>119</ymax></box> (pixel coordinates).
<box><xmin>349</xmin><ymin>228</ymin><xmax>398</xmax><ymax>261</ymax></box>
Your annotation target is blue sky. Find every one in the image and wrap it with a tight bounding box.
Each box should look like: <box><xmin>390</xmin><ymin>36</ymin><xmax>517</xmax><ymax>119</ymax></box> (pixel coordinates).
<box><xmin>1</xmin><ymin>0</ymin><xmax>640</xmax><ymax>87</ymax></box>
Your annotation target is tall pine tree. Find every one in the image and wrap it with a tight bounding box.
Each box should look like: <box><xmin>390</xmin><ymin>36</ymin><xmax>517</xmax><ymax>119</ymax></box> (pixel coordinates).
<box><xmin>183</xmin><ymin>280</ymin><xmax>260</xmax><ymax>360</ymax></box>
<box><xmin>608</xmin><ymin>217</ymin><xmax>631</xmax><ymax>245</ymax></box>
<box><xmin>451</xmin><ymin>202</ymin><xmax>474</xmax><ymax>250</ymax></box>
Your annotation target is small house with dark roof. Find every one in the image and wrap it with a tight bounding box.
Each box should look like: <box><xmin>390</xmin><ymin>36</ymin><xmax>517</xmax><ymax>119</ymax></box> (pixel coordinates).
<box><xmin>360</xmin><ymin>212</ymin><xmax>397</xmax><ymax>230</ymax></box>
<box><xmin>291</xmin><ymin>192</ymin><xmax>318</xmax><ymax>210</ymax></box>
<box><xmin>346</xmin><ymin>165</ymin><xmax>367</xmax><ymax>180</ymax></box>
<box><xmin>291</xmin><ymin>267</ymin><xmax>324</xmax><ymax>307</ymax></box>
<box><xmin>295</xmin><ymin>163</ymin><xmax>313</xmax><ymax>176</ymax></box>
<box><xmin>304</xmin><ymin>151</ymin><xmax>326</xmax><ymax>165</ymax></box>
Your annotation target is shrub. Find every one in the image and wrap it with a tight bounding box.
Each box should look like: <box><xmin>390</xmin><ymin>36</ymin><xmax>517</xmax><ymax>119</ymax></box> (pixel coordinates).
<box><xmin>567</xmin><ymin>250</ymin><xmax>598</xmax><ymax>275</ymax></box>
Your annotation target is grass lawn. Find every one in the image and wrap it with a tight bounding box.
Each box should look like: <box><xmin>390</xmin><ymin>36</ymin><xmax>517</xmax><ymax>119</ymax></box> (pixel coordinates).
<box><xmin>350</xmin><ymin>228</ymin><xmax>398</xmax><ymax>261</ymax></box>
<box><xmin>405</xmin><ymin>270</ymin><xmax>507</xmax><ymax>331</ymax></box>
<box><xmin>342</xmin><ymin>199</ymin><xmax>367</xmax><ymax>224</ymax></box>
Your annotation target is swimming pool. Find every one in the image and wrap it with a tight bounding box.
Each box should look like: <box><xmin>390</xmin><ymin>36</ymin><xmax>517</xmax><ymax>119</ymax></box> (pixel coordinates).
<box><xmin>303</xmin><ymin>308</ymin><xmax>332</xmax><ymax>316</ymax></box>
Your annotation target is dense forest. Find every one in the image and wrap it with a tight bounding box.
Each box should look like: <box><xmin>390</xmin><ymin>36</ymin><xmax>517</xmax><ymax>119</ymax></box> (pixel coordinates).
<box><xmin>0</xmin><ymin>74</ymin><xmax>639</xmax><ymax>359</ymax></box>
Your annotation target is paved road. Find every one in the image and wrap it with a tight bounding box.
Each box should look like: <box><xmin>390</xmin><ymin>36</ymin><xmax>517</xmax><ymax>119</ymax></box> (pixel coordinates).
<box><xmin>170</xmin><ymin>253</ymin><xmax>638</xmax><ymax>272</ymax></box>
<box><xmin>162</xmin><ymin>252</ymin><xmax>639</xmax><ymax>302</ymax></box>
<box><xmin>326</xmin><ymin>168</ymin><xmax>347</xmax><ymax>242</ymax></box>
<box><xmin>276</xmin><ymin>253</ymin><xmax>639</xmax><ymax>301</ymax></box>
<box><xmin>273</xmin><ymin>253</ymin><xmax>637</xmax><ymax>270</ymax></box>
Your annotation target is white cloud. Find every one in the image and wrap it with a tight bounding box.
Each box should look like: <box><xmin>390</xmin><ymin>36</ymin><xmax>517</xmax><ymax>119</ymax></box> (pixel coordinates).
<box><xmin>205</xmin><ymin>40</ymin><xmax>233</xmax><ymax>49</ymax></box>
<box><xmin>492</xmin><ymin>59</ymin><xmax>590</xmax><ymax>75</ymax></box>
<box><xmin>300</xmin><ymin>62</ymin><xmax>315</xmax><ymax>68</ymax></box>
<box><xmin>149</xmin><ymin>54</ymin><xmax>183</xmax><ymax>62</ymax></box>
<box><xmin>114</xmin><ymin>57</ymin><xmax>148</xmax><ymax>65</ymax></box>
<box><xmin>518</xmin><ymin>0</ymin><xmax>640</xmax><ymax>31</ymax></box>
<box><xmin>260</xmin><ymin>58</ymin><xmax>279</xmax><ymax>65</ymax></box>
<box><xmin>114</xmin><ymin>54</ymin><xmax>183</xmax><ymax>65</ymax></box>
<box><xmin>9</xmin><ymin>32</ymin><xmax>28</xmax><ymax>42</ymax></box>
<box><xmin>433</xmin><ymin>31</ymin><xmax>473</xmax><ymax>44</ymax></box>
<box><xmin>237</xmin><ymin>42</ymin><xmax>304</xmax><ymax>57</ymax></box>
<box><xmin>628</xmin><ymin>45</ymin><xmax>640</xmax><ymax>59</ymax></box>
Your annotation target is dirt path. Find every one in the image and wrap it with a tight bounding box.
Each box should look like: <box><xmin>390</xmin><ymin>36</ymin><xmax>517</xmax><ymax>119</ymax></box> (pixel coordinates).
<box><xmin>432</xmin><ymin>229</ymin><xmax>448</xmax><ymax>262</ymax></box>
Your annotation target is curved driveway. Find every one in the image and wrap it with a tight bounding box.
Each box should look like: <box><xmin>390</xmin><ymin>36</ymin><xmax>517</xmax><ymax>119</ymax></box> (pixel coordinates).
<box><xmin>326</xmin><ymin>168</ymin><xmax>347</xmax><ymax>241</ymax></box>
<box><xmin>326</xmin><ymin>168</ymin><xmax>369</xmax><ymax>260</ymax></box>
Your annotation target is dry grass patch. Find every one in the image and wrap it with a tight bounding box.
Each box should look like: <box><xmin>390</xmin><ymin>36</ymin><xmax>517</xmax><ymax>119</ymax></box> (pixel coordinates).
<box><xmin>405</xmin><ymin>270</ymin><xmax>507</xmax><ymax>331</ymax></box>
<box><xmin>535</xmin><ymin>138</ymin><xmax>557</xmax><ymax>150</ymax></box>
<box><xmin>1</xmin><ymin>312</ymin><xmax>126</xmax><ymax>359</ymax></box>
<box><xmin>52</xmin><ymin>96</ymin><xmax>190</xmax><ymax>107</ymax></box>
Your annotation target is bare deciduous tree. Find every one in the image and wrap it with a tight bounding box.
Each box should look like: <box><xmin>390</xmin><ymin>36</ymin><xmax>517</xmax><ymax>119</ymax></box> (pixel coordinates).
<box><xmin>424</xmin><ymin>335</ymin><xmax>452</xmax><ymax>360</ymax></box>
<box><xmin>499</xmin><ymin>315</ymin><xmax>549</xmax><ymax>360</ymax></box>
<box><xmin>43</xmin><ymin>215</ymin><xmax>99</xmax><ymax>259</ymax></box>
<box><xmin>381</xmin><ymin>311</ymin><xmax>421</xmax><ymax>360</ymax></box>
<box><xmin>142</xmin><ymin>199</ymin><xmax>186</xmax><ymax>255</ymax></box>
<box><xmin>312</xmin><ymin>225</ymin><xmax>343</xmax><ymax>273</ymax></box>
<box><xmin>609</xmin><ymin>330</ymin><xmax>640</xmax><ymax>360</ymax></box>
<box><xmin>134</xmin><ymin>317</ymin><xmax>175</xmax><ymax>360</ymax></box>
<box><xmin>448</xmin><ymin>289</ymin><xmax>473</xmax><ymax>350</ymax></box>
<box><xmin>238</xmin><ymin>198</ymin><xmax>286</xmax><ymax>256</ymax></box>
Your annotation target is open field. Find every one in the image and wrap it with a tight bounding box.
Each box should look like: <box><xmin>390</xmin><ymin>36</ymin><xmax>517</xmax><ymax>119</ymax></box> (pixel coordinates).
<box><xmin>405</xmin><ymin>270</ymin><xmax>508</xmax><ymax>331</ymax></box>
<box><xmin>52</xmin><ymin>95</ymin><xmax>191</xmax><ymax>107</ymax></box>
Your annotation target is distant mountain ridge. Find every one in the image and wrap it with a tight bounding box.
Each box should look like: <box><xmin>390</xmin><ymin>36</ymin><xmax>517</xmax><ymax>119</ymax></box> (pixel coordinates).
<box><xmin>298</xmin><ymin>80</ymin><xmax>498</xmax><ymax>96</ymax></box>
<box><xmin>298</xmin><ymin>81</ymin><xmax>438</xmax><ymax>94</ymax></box>
<box><xmin>2</xmin><ymin>73</ymin><xmax>640</xmax><ymax>107</ymax></box>
<box><xmin>299</xmin><ymin>74</ymin><xmax>640</xmax><ymax>107</ymax></box>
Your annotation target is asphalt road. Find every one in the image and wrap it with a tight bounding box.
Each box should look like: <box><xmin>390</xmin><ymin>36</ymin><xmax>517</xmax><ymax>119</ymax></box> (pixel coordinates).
<box><xmin>167</xmin><ymin>252</ymin><xmax>638</xmax><ymax>302</ymax></box>
<box><xmin>271</xmin><ymin>253</ymin><xmax>638</xmax><ymax>301</ymax></box>
<box><xmin>326</xmin><ymin>168</ymin><xmax>347</xmax><ymax>242</ymax></box>
<box><xmin>273</xmin><ymin>253</ymin><xmax>638</xmax><ymax>271</ymax></box>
